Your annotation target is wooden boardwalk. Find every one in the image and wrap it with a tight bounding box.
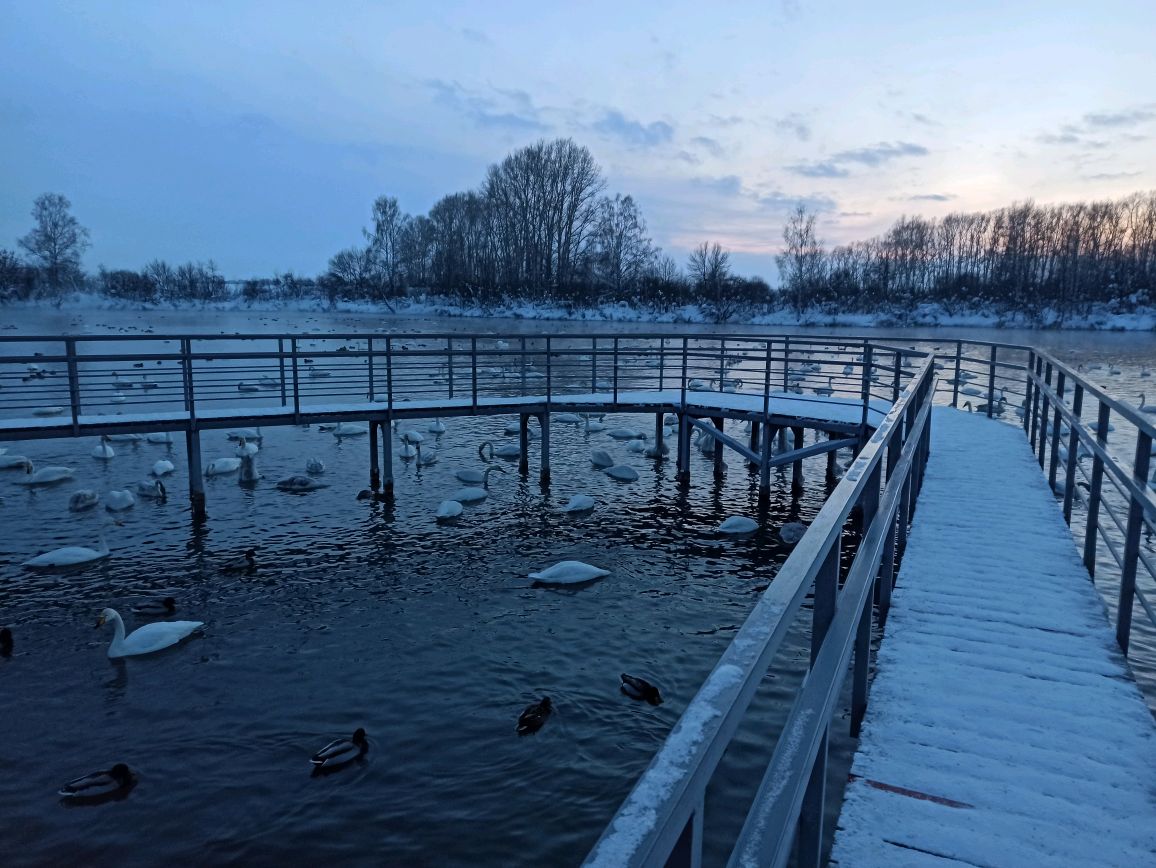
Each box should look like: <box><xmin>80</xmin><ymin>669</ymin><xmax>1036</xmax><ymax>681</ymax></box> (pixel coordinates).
<box><xmin>831</xmin><ymin>408</ymin><xmax>1156</xmax><ymax>866</ymax></box>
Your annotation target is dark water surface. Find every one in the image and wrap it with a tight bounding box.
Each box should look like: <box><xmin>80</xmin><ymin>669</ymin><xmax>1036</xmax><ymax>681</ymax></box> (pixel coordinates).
<box><xmin>3</xmin><ymin>309</ymin><xmax>1155</xmax><ymax>866</ymax></box>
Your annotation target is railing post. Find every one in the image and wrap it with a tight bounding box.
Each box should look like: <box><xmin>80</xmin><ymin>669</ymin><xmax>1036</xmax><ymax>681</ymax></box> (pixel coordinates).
<box><xmin>658</xmin><ymin>338</ymin><xmax>666</xmax><ymax>392</ymax></box>
<box><xmin>278</xmin><ymin>337</ymin><xmax>288</xmax><ymax>407</ymax></box>
<box><xmin>545</xmin><ymin>336</ymin><xmax>552</xmax><ymax>406</ymax></box>
<box><xmin>367</xmin><ymin>337</ymin><xmax>375</xmax><ymax>401</ymax></box>
<box><xmin>1062</xmin><ymin>384</ymin><xmax>1083</xmax><ymax>524</ymax></box>
<box><xmin>385</xmin><ymin>337</ymin><xmax>394</xmax><ymax>409</ymax></box>
<box><xmin>1083</xmin><ymin>402</ymin><xmax>1110</xmax><ymax>578</ymax></box>
<box><xmin>1022</xmin><ymin>350</ymin><xmax>1034</xmax><ymax>435</ymax></box>
<box><xmin>718</xmin><ymin>338</ymin><xmax>726</xmax><ymax>390</ymax></box>
<box><xmin>471</xmin><ymin>337</ymin><xmax>479</xmax><ymax>409</ymax></box>
<box><xmin>783</xmin><ymin>337</ymin><xmax>790</xmax><ymax>391</ymax></box>
<box><xmin>891</xmin><ymin>351</ymin><xmax>901</xmax><ymax>403</ymax></box>
<box><xmin>591</xmin><ymin>337</ymin><xmax>598</xmax><ymax>393</ymax></box>
<box><xmin>1116</xmin><ymin>431</ymin><xmax>1153</xmax><ymax>656</ymax></box>
<box><xmin>613</xmin><ymin>337</ymin><xmax>620</xmax><ymax>403</ymax></box>
<box><xmin>952</xmin><ymin>340</ymin><xmax>962</xmax><ymax>407</ymax></box>
<box><xmin>665</xmin><ymin>794</ymin><xmax>704</xmax><ymax>868</ymax></box>
<box><xmin>859</xmin><ymin>342</ymin><xmax>874</xmax><ymax>436</ymax></box>
<box><xmin>1037</xmin><ymin>362</ymin><xmax>1052</xmax><ymax>468</ymax></box>
<box><xmin>851</xmin><ymin>461</ymin><xmax>882</xmax><ymax>737</ymax></box>
<box><xmin>290</xmin><ymin>338</ymin><xmax>300</xmax><ymax>421</ymax></box>
<box><xmin>1048</xmin><ymin>371</ymin><xmax>1065</xmax><ymax>490</ymax></box>
<box><xmin>520</xmin><ymin>337</ymin><xmax>528</xmax><ymax>396</ymax></box>
<box><xmin>65</xmin><ymin>337</ymin><xmax>80</xmax><ymax>435</ymax></box>
<box><xmin>1029</xmin><ymin>355</ymin><xmax>1043</xmax><ymax>449</ymax></box>
<box><xmin>986</xmin><ymin>344</ymin><xmax>998</xmax><ymax>417</ymax></box>
<box><xmin>447</xmin><ymin>337</ymin><xmax>454</xmax><ymax>400</ymax></box>
<box><xmin>762</xmin><ymin>340</ymin><xmax>772</xmax><ymax>418</ymax></box>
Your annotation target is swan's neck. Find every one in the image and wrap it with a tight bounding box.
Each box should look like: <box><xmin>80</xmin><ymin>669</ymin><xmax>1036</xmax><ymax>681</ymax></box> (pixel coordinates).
<box><xmin>108</xmin><ymin>611</ymin><xmax>127</xmax><ymax>655</ymax></box>
<box><xmin>97</xmin><ymin>535</ymin><xmax>109</xmax><ymax>556</ymax></box>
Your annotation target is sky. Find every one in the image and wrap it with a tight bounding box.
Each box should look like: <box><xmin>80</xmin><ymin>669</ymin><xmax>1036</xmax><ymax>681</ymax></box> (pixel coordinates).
<box><xmin>2</xmin><ymin>0</ymin><xmax>1154</xmax><ymax>282</ymax></box>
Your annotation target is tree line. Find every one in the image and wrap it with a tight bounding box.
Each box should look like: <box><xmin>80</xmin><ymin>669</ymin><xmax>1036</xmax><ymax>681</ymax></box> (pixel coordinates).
<box><xmin>3</xmin><ymin>141</ymin><xmax>1154</xmax><ymax>323</ymax></box>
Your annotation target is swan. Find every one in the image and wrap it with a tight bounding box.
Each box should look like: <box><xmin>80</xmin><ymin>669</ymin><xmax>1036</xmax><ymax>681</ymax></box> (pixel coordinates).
<box><xmin>603</xmin><ymin>464</ymin><xmax>638</xmax><ymax>481</ymax></box>
<box><xmin>608</xmin><ymin>429</ymin><xmax>646</xmax><ymax>440</ymax></box>
<box><xmin>687</xmin><ymin>378</ymin><xmax>710</xmax><ymax>391</ymax></box>
<box><xmin>455</xmin><ymin>467</ymin><xmax>487</xmax><ymax>484</ymax></box>
<box><xmin>529</xmin><ymin>560</ymin><xmax>610</xmax><ymax>585</ymax></box>
<box><xmin>146</xmin><ymin>432</ymin><xmax>173</xmax><ymax>444</ymax></box>
<box><xmin>814</xmin><ymin>377</ymin><xmax>834</xmax><ymax>397</ymax></box>
<box><xmin>59</xmin><ymin>763</ymin><xmax>135</xmax><ymax>801</ymax></box>
<box><xmin>33</xmin><ymin>406</ymin><xmax>65</xmax><ymax>416</ymax></box>
<box><xmin>1141</xmin><ymin>367</ymin><xmax>1151</xmax><ymax>378</ymax></box>
<box><xmin>239</xmin><ymin>451</ymin><xmax>259</xmax><ymax>482</ymax></box>
<box><xmin>306</xmin><ymin>457</ymin><xmax>326</xmax><ymax>474</ymax></box>
<box><xmin>663</xmin><ymin>414</ymin><xmax>678</xmax><ymax>427</ymax></box>
<box><xmin>554</xmin><ymin>494</ymin><xmax>596</xmax><ymax>513</ymax></box>
<box><xmin>91</xmin><ymin>436</ymin><xmax>116</xmax><ymax>460</ymax></box>
<box><xmin>0</xmin><ymin>455</ymin><xmax>31</xmax><ymax>470</ymax></box>
<box><xmin>132</xmin><ymin>596</ymin><xmax>176</xmax><ymax>616</ymax></box>
<box><xmin>258</xmin><ymin>375</ymin><xmax>279</xmax><ymax>389</ymax></box>
<box><xmin>621</xmin><ymin>674</ymin><xmax>663</xmax><ymax>705</ymax></box>
<box><xmin>627</xmin><ymin>440</ymin><xmax>646</xmax><ymax>453</ymax></box>
<box><xmin>485</xmin><ymin>440</ymin><xmax>521</xmax><ymax>459</ymax></box>
<box><xmin>590</xmin><ymin>450</ymin><xmax>615</xmax><ymax>468</ymax></box>
<box><xmin>1139</xmin><ymin>393</ymin><xmax>1156</xmax><ymax>414</ymax></box>
<box><xmin>134</xmin><ymin>479</ymin><xmax>166</xmax><ymax>500</ymax></box>
<box><xmin>24</xmin><ymin>536</ymin><xmax>110</xmax><ymax>569</ymax></box>
<box><xmin>97</xmin><ymin>607</ymin><xmax>203</xmax><ymax>658</ymax></box>
<box><xmin>436</xmin><ymin>500</ymin><xmax>463</xmax><ymax>520</ymax></box>
<box><xmin>206</xmin><ymin>457</ymin><xmax>242</xmax><ymax>476</ymax></box>
<box><xmin>452</xmin><ymin>466</ymin><xmax>505</xmax><ymax>503</ymax></box>
<box><xmin>107</xmin><ymin>433</ymin><xmax>143</xmax><ymax>443</ymax></box>
<box><xmin>415</xmin><ymin>444</ymin><xmax>438</xmax><ymax>466</ymax></box>
<box><xmin>151</xmin><ymin>459</ymin><xmax>175</xmax><ymax>476</ymax></box>
<box><xmin>644</xmin><ymin>442</ymin><xmax>670</xmax><ymax>459</ymax></box>
<box><xmin>105</xmin><ymin>489</ymin><xmax>136</xmax><ymax>511</ymax></box>
<box><xmin>226</xmin><ymin>428</ymin><xmax>262</xmax><ymax>442</ymax></box>
<box><xmin>719</xmin><ymin>516</ymin><xmax>759</xmax><ymax>534</ymax></box>
<box><xmin>428</xmin><ymin>418</ymin><xmax>447</xmax><ymax>433</ymax></box>
<box><xmin>235</xmin><ymin>437</ymin><xmax>259</xmax><ymax>457</ymax></box>
<box><xmin>554</xmin><ymin>413</ymin><xmax>582</xmax><ymax>424</ymax></box>
<box><xmin>779</xmin><ymin>522</ymin><xmax>808</xmax><ymax>545</ymax></box>
<box><xmin>69</xmin><ymin>489</ymin><xmax>100</xmax><ymax>511</ymax></box>
<box><xmin>516</xmin><ymin>697</ymin><xmax>552</xmax><ymax>735</ymax></box>
<box><xmin>583</xmin><ymin>415</ymin><xmax>606</xmax><ymax>433</ymax></box>
<box><xmin>277</xmin><ymin>475</ymin><xmax>327</xmax><ymax>491</ymax></box>
<box><xmin>312</xmin><ymin>728</ymin><xmax>368</xmax><ymax>770</ymax></box>
<box><xmin>17</xmin><ymin>463</ymin><xmax>75</xmax><ymax>486</ymax></box>
<box><xmin>334</xmin><ymin>422</ymin><xmax>369</xmax><ymax>437</ymax></box>
<box><xmin>399</xmin><ymin>443</ymin><xmax>418</xmax><ymax>459</ymax></box>
<box><xmin>237</xmin><ymin>382</ymin><xmax>260</xmax><ymax>393</ymax></box>
<box><xmin>695</xmin><ymin>429</ymin><xmax>716</xmax><ymax>457</ymax></box>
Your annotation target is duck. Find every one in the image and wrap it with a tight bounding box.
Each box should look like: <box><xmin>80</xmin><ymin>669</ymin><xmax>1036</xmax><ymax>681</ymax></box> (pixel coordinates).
<box><xmin>104</xmin><ymin>489</ymin><xmax>136</xmax><ymax>511</ymax></box>
<box><xmin>221</xmin><ymin>548</ymin><xmax>257</xmax><ymax>571</ymax></box>
<box><xmin>16</xmin><ymin>463</ymin><xmax>75</xmax><ymax>486</ymax></box>
<box><xmin>554</xmin><ymin>494</ymin><xmax>596</xmax><ymax>514</ymax></box>
<box><xmin>91</xmin><ymin>436</ymin><xmax>116</xmax><ymax>460</ymax></box>
<box><xmin>1139</xmin><ymin>393</ymin><xmax>1156</xmax><ymax>414</ymax></box>
<box><xmin>311</xmin><ymin>728</ymin><xmax>368</xmax><ymax>770</ymax></box>
<box><xmin>151</xmin><ymin>459</ymin><xmax>175</xmax><ymax>477</ymax></box>
<box><xmin>205</xmin><ymin>457</ymin><xmax>242</xmax><ymax>476</ymax></box>
<box><xmin>58</xmin><ymin>763</ymin><xmax>135</xmax><ymax>801</ymax></box>
<box><xmin>516</xmin><ymin>697</ymin><xmax>552</xmax><ymax>735</ymax></box>
<box><xmin>69</xmin><ymin>489</ymin><xmax>100</xmax><ymax>511</ymax></box>
<box><xmin>134</xmin><ymin>479</ymin><xmax>166</xmax><ymax>500</ymax></box>
<box><xmin>779</xmin><ymin>522</ymin><xmax>808</xmax><ymax>545</ymax></box>
<box><xmin>590</xmin><ymin>449</ymin><xmax>615</xmax><ymax>468</ymax></box>
<box><xmin>428</xmin><ymin>418</ymin><xmax>447</xmax><ymax>434</ymax></box>
<box><xmin>305</xmin><ymin>457</ymin><xmax>326</xmax><ymax>474</ymax></box>
<box><xmin>97</xmin><ymin>607</ymin><xmax>204</xmax><ymax>658</ymax></box>
<box><xmin>277</xmin><ymin>476</ymin><xmax>327</xmax><ymax>492</ymax></box>
<box><xmin>604</xmin><ymin>465</ymin><xmax>639</xmax><ymax>482</ymax></box>
<box><xmin>620</xmin><ymin>673</ymin><xmax>663</xmax><ymax>705</ymax></box>
<box><xmin>23</xmin><ymin>536</ymin><xmax>111</xmax><ymax>569</ymax></box>
<box><xmin>529</xmin><ymin>560</ymin><xmax>610</xmax><ymax>585</ymax></box>
<box><xmin>452</xmin><ymin>466</ymin><xmax>506</xmax><ymax>503</ymax></box>
<box><xmin>132</xmin><ymin>597</ymin><xmax>176</xmax><ymax>616</ymax></box>
<box><xmin>435</xmin><ymin>500</ymin><xmax>463</xmax><ymax>520</ymax></box>
<box><xmin>719</xmin><ymin>516</ymin><xmax>759</xmax><ymax>535</ymax></box>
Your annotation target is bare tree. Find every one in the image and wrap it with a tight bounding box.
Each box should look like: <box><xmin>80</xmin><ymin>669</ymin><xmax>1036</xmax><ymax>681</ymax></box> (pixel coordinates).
<box><xmin>18</xmin><ymin>193</ymin><xmax>90</xmax><ymax>293</ymax></box>
<box><xmin>775</xmin><ymin>205</ymin><xmax>824</xmax><ymax>313</ymax></box>
<box><xmin>591</xmin><ymin>194</ymin><xmax>655</xmax><ymax>296</ymax></box>
<box><xmin>364</xmin><ymin>195</ymin><xmax>406</xmax><ymax>296</ymax></box>
<box><xmin>688</xmin><ymin>242</ymin><xmax>737</xmax><ymax>322</ymax></box>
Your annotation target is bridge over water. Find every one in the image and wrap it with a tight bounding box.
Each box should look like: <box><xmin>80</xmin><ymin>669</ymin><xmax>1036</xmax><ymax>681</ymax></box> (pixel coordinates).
<box><xmin>3</xmin><ymin>331</ymin><xmax>1154</xmax><ymax>865</ymax></box>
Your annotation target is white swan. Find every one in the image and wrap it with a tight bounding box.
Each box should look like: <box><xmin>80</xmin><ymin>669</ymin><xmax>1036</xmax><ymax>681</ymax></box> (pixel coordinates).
<box><xmin>226</xmin><ymin>428</ymin><xmax>262</xmax><ymax>442</ymax></box>
<box><xmin>479</xmin><ymin>440</ymin><xmax>520</xmax><ymax>460</ymax></box>
<box><xmin>239</xmin><ymin>451</ymin><xmax>259</xmax><ymax>482</ymax></box>
<box><xmin>1139</xmin><ymin>393</ymin><xmax>1156</xmax><ymax>414</ymax></box>
<box><xmin>24</xmin><ymin>536</ymin><xmax>110</xmax><ymax>568</ymax></box>
<box><xmin>590</xmin><ymin>449</ymin><xmax>615</xmax><ymax>468</ymax></box>
<box><xmin>604</xmin><ymin>465</ymin><xmax>639</xmax><ymax>482</ymax></box>
<box><xmin>146</xmin><ymin>432</ymin><xmax>173</xmax><ymax>444</ymax></box>
<box><xmin>428</xmin><ymin>418</ymin><xmax>447</xmax><ymax>434</ymax></box>
<box><xmin>453</xmin><ymin>466</ymin><xmax>505</xmax><ymax>503</ymax></box>
<box><xmin>415</xmin><ymin>444</ymin><xmax>438</xmax><ymax>466</ymax></box>
<box><xmin>779</xmin><ymin>522</ymin><xmax>808</xmax><ymax>545</ymax></box>
<box><xmin>69</xmin><ymin>489</ymin><xmax>100</xmax><ymax>511</ymax></box>
<box><xmin>306</xmin><ymin>457</ymin><xmax>326</xmax><ymax>474</ymax></box>
<box><xmin>105</xmin><ymin>489</ymin><xmax>136</xmax><ymax>511</ymax></box>
<box><xmin>553</xmin><ymin>413</ymin><xmax>582</xmax><ymax>424</ymax></box>
<box><xmin>554</xmin><ymin>494</ymin><xmax>596</xmax><ymax>513</ymax></box>
<box><xmin>455</xmin><ymin>467</ymin><xmax>486</xmax><ymax>484</ymax></box>
<box><xmin>0</xmin><ymin>454</ymin><xmax>31</xmax><ymax>470</ymax></box>
<box><xmin>277</xmin><ymin>475</ymin><xmax>327</xmax><ymax>491</ymax></box>
<box><xmin>334</xmin><ymin>422</ymin><xmax>369</xmax><ymax>437</ymax></box>
<box><xmin>235</xmin><ymin>437</ymin><xmax>259</xmax><ymax>457</ymax></box>
<box><xmin>528</xmin><ymin>560</ymin><xmax>610</xmax><ymax>585</ymax></box>
<box><xmin>627</xmin><ymin>440</ymin><xmax>646</xmax><ymax>453</ymax></box>
<box><xmin>607</xmin><ymin>429</ymin><xmax>646</xmax><ymax>440</ymax></box>
<box><xmin>435</xmin><ymin>500</ymin><xmax>463</xmax><ymax>520</ymax></box>
<box><xmin>205</xmin><ymin>457</ymin><xmax>242</xmax><ymax>476</ymax></box>
<box><xmin>814</xmin><ymin>377</ymin><xmax>834</xmax><ymax>397</ymax></box>
<box><xmin>107</xmin><ymin>433</ymin><xmax>143</xmax><ymax>443</ymax></box>
<box><xmin>399</xmin><ymin>443</ymin><xmax>418</xmax><ymax>459</ymax></box>
<box><xmin>151</xmin><ymin>459</ymin><xmax>175</xmax><ymax>477</ymax></box>
<box><xmin>583</xmin><ymin>415</ymin><xmax>606</xmax><ymax>433</ymax></box>
<box><xmin>719</xmin><ymin>516</ymin><xmax>759</xmax><ymax>534</ymax></box>
<box><xmin>91</xmin><ymin>436</ymin><xmax>116</xmax><ymax>460</ymax></box>
<box><xmin>97</xmin><ymin>608</ymin><xmax>203</xmax><ymax>658</ymax></box>
<box><xmin>16</xmin><ymin>463</ymin><xmax>75</xmax><ymax>486</ymax></box>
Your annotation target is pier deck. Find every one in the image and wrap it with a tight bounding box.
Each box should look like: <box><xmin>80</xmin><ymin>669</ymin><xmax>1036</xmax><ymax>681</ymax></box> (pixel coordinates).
<box><xmin>831</xmin><ymin>408</ymin><xmax>1156</xmax><ymax>866</ymax></box>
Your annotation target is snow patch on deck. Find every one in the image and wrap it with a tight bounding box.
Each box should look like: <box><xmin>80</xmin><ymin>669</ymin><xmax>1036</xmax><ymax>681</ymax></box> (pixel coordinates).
<box><xmin>831</xmin><ymin>408</ymin><xmax>1156</xmax><ymax>866</ymax></box>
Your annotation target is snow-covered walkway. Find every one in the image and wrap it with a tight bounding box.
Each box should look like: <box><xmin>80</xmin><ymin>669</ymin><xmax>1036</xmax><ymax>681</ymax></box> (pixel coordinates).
<box><xmin>831</xmin><ymin>408</ymin><xmax>1156</xmax><ymax>867</ymax></box>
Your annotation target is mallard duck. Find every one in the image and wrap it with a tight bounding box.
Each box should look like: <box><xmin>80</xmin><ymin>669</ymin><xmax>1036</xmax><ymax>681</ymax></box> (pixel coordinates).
<box><xmin>621</xmin><ymin>673</ymin><xmax>663</xmax><ymax>705</ymax></box>
<box><xmin>311</xmin><ymin>728</ymin><xmax>368</xmax><ymax>770</ymax></box>
<box><xmin>59</xmin><ymin>763</ymin><xmax>135</xmax><ymax>800</ymax></box>
<box><xmin>221</xmin><ymin>548</ymin><xmax>257</xmax><ymax>572</ymax></box>
<box><xmin>276</xmin><ymin>475</ymin><xmax>327</xmax><ymax>492</ymax></box>
<box><xmin>96</xmin><ymin>608</ymin><xmax>203</xmax><ymax>658</ymax></box>
<box><xmin>131</xmin><ymin>596</ymin><xmax>176</xmax><ymax>616</ymax></box>
<box><xmin>516</xmin><ymin>697</ymin><xmax>552</xmax><ymax>735</ymax></box>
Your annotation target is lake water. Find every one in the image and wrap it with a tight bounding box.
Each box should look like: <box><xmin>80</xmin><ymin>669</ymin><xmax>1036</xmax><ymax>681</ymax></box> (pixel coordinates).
<box><xmin>2</xmin><ymin>307</ymin><xmax>1154</xmax><ymax>867</ymax></box>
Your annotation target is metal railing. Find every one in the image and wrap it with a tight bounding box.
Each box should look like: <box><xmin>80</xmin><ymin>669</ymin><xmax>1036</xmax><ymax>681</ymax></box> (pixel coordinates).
<box><xmin>583</xmin><ymin>357</ymin><xmax>936</xmax><ymax>868</ymax></box>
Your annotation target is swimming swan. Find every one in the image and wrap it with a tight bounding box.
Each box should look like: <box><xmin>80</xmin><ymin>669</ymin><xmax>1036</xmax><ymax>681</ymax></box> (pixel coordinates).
<box><xmin>528</xmin><ymin>560</ymin><xmax>610</xmax><ymax>585</ymax></box>
<box><xmin>436</xmin><ymin>500</ymin><xmax>463</xmax><ymax>520</ymax></box>
<box><xmin>554</xmin><ymin>494</ymin><xmax>596</xmax><ymax>513</ymax></box>
<box><xmin>24</xmin><ymin>536</ymin><xmax>111</xmax><ymax>569</ymax></box>
<box><xmin>604</xmin><ymin>465</ymin><xmax>639</xmax><ymax>482</ymax></box>
<box><xmin>1139</xmin><ymin>393</ymin><xmax>1156</xmax><ymax>414</ymax></box>
<box><xmin>306</xmin><ymin>457</ymin><xmax>326</xmax><ymax>474</ymax></box>
<box><xmin>91</xmin><ymin>436</ymin><xmax>116</xmax><ymax>460</ymax></box>
<box><xmin>133</xmin><ymin>479</ymin><xmax>166</xmax><ymax>500</ymax></box>
<box><xmin>452</xmin><ymin>466</ymin><xmax>505</xmax><ymax>503</ymax></box>
<box><xmin>205</xmin><ymin>457</ymin><xmax>242</xmax><ymax>476</ymax></box>
<box><xmin>151</xmin><ymin>459</ymin><xmax>175</xmax><ymax>477</ymax></box>
<box><xmin>97</xmin><ymin>607</ymin><xmax>203</xmax><ymax>658</ymax></box>
<box><xmin>104</xmin><ymin>489</ymin><xmax>136</xmax><ymax>511</ymax></box>
<box><xmin>16</xmin><ymin>463</ymin><xmax>75</xmax><ymax>486</ymax></box>
<box><xmin>719</xmin><ymin>516</ymin><xmax>759</xmax><ymax>534</ymax></box>
<box><xmin>69</xmin><ymin>489</ymin><xmax>100</xmax><ymax>511</ymax></box>
<box><xmin>277</xmin><ymin>475</ymin><xmax>328</xmax><ymax>492</ymax></box>
<box><xmin>590</xmin><ymin>449</ymin><xmax>615</xmax><ymax>468</ymax></box>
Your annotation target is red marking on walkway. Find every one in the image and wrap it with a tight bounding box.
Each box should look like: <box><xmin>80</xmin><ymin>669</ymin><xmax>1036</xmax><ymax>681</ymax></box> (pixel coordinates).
<box><xmin>848</xmin><ymin>773</ymin><xmax>974</xmax><ymax>808</ymax></box>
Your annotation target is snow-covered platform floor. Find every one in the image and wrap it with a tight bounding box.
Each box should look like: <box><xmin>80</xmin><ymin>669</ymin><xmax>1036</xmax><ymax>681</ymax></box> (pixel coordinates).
<box><xmin>831</xmin><ymin>408</ymin><xmax>1156</xmax><ymax>867</ymax></box>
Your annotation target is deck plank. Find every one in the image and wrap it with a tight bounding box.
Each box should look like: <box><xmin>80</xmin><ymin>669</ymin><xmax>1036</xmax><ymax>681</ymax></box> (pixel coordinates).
<box><xmin>831</xmin><ymin>408</ymin><xmax>1156</xmax><ymax>867</ymax></box>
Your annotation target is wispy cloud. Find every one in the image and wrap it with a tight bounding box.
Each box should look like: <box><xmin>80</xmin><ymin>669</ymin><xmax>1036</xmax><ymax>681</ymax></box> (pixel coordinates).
<box><xmin>786</xmin><ymin>140</ymin><xmax>928</xmax><ymax>179</ymax></box>
<box><xmin>427</xmin><ymin>80</ymin><xmax>546</xmax><ymax>132</ymax></box>
<box><xmin>1083</xmin><ymin>170</ymin><xmax>1142</xmax><ymax>180</ymax></box>
<box><xmin>908</xmin><ymin>112</ymin><xmax>939</xmax><ymax>126</ymax></box>
<box><xmin>690</xmin><ymin>174</ymin><xmax>743</xmax><ymax>196</ymax></box>
<box><xmin>689</xmin><ymin>135</ymin><xmax>724</xmax><ymax>158</ymax></box>
<box><xmin>756</xmin><ymin>189</ymin><xmax>837</xmax><ymax>214</ymax></box>
<box><xmin>460</xmin><ymin>27</ymin><xmax>490</xmax><ymax>45</ymax></box>
<box><xmin>908</xmin><ymin>193</ymin><xmax>955</xmax><ymax>202</ymax></box>
<box><xmin>775</xmin><ymin>113</ymin><xmax>811</xmax><ymax>141</ymax></box>
<box><xmin>1083</xmin><ymin>108</ymin><xmax>1156</xmax><ymax>128</ymax></box>
<box><xmin>592</xmin><ymin>110</ymin><xmax>674</xmax><ymax>147</ymax></box>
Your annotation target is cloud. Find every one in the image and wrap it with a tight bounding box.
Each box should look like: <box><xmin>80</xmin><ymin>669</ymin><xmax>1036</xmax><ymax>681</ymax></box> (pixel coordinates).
<box><xmin>1083</xmin><ymin>108</ymin><xmax>1156</xmax><ymax>128</ymax></box>
<box><xmin>592</xmin><ymin>110</ymin><xmax>674</xmax><ymax>147</ymax></box>
<box><xmin>775</xmin><ymin>113</ymin><xmax>811</xmax><ymax>141</ymax></box>
<box><xmin>909</xmin><ymin>112</ymin><xmax>939</xmax><ymax>126</ymax></box>
<box><xmin>427</xmin><ymin>80</ymin><xmax>546</xmax><ymax>132</ymax></box>
<box><xmin>756</xmin><ymin>189</ymin><xmax>837</xmax><ymax>214</ymax></box>
<box><xmin>1083</xmin><ymin>170</ymin><xmax>1142</xmax><ymax>180</ymax></box>
<box><xmin>460</xmin><ymin>27</ymin><xmax>490</xmax><ymax>45</ymax></box>
<box><xmin>690</xmin><ymin>174</ymin><xmax>743</xmax><ymax>196</ymax></box>
<box><xmin>689</xmin><ymin>135</ymin><xmax>724</xmax><ymax>158</ymax></box>
<box><xmin>786</xmin><ymin>140</ymin><xmax>928</xmax><ymax>179</ymax></box>
<box><xmin>908</xmin><ymin>193</ymin><xmax>955</xmax><ymax>202</ymax></box>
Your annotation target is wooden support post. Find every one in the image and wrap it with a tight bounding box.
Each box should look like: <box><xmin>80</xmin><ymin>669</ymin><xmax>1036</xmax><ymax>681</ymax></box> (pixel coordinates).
<box><xmin>653</xmin><ymin>413</ymin><xmax>665</xmax><ymax>458</ymax></box>
<box><xmin>791</xmin><ymin>426</ymin><xmax>805</xmax><ymax>494</ymax></box>
<box><xmin>759</xmin><ymin>424</ymin><xmax>775</xmax><ymax>498</ymax></box>
<box><xmin>712</xmin><ymin>417</ymin><xmax>725</xmax><ymax>477</ymax></box>
<box><xmin>1116</xmin><ymin>432</ymin><xmax>1153</xmax><ymax>656</ymax></box>
<box><xmin>1083</xmin><ymin>402</ymin><xmax>1110</xmax><ymax>578</ymax></box>
<box><xmin>382</xmin><ymin>413</ymin><xmax>394</xmax><ymax>498</ymax></box>
<box><xmin>539</xmin><ymin>412</ymin><xmax>551</xmax><ymax>487</ymax></box>
<box><xmin>677</xmin><ymin>413</ymin><xmax>691</xmax><ymax>483</ymax></box>
<box><xmin>368</xmin><ymin>421</ymin><xmax>380</xmax><ymax>490</ymax></box>
<box><xmin>518</xmin><ymin>413</ymin><xmax>530</xmax><ymax>475</ymax></box>
<box><xmin>826</xmin><ymin>432</ymin><xmax>837</xmax><ymax>480</ymax></box>
<box><xmin>185</xmin><ymin>429</ymin><xmax>206</xmax><ymax>522</ymax></box>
